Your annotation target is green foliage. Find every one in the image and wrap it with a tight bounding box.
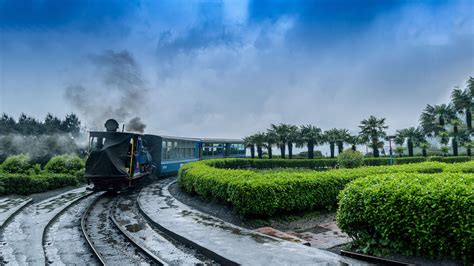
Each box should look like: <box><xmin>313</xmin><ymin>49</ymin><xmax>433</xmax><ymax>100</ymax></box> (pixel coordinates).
<box><xmin>338</xmin><ymin>149</ymin><xmax>364</xmax><ymax>168</ymax></box>
<box><xmin>337</xmin><ymin>173</ymin><xmax>474</xmax><ymax>263</ymax></box>
<box><xmin>44</xmin><ymin>154</ymin><xmax>84</xmax><ymax>175</ymax></box>
<box><xmin>178</xmin><ymin>159</ymin><xmax>474</xmax><ymax>217</ymax></box>
<box><xmin>428</xmin><ymin>156</ymin><xmax>471</xmax><ymax>163</ymax></box>
<box><xmin>0</xmin><ymin>173</ymin><xmax>79</xmax><ymax>195</ymax></box>
<box><xmin>1</xmin><ymin>154</ymin><xmax>32</xmax><ymax>174</ymax></box>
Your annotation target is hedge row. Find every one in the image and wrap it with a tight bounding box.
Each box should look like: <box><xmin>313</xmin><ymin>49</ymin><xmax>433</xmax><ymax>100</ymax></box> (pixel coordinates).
<box><xmin>0</xmin><ymin>173</ymin><xmax>79</xmax><ymax>195</ymax></box>
<box><xmin>1</xmin><ymin>154</ymin><xmax>84</xmax><ymax>175</ymax></box>
<box><xmin>178</xmin><ymin>160</ymin><xmax>474</xmax><ymax>217</ymax></box>
<box><xmin>337</xmin><ymin>173</ymin><xmax>474</xmax><ymax>263</ymax></box>
<box><xmin>210</xmin><ymin>156</ymin><xmax>471</xmax><ymax>170</ymax></box>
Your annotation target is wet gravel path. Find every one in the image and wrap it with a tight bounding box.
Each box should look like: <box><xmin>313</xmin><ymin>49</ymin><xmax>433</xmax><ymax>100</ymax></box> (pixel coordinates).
<box><xmin>113</xmin><ymin>191</ymin><xmax>211</xmax><ymax>265</ymax></box>
<box><xmin>0</xmin><ymin>187</ymin><xmax>91</xmax><ymax>265</ymax></box>
<box><xmin>0</xmin><ymin>196</ymin><xmax>31</xmax><ymax>228</ymax></box>
<box><xmin>83</xmin><ymin>194</ymin><xmax>154</xmax><ymax>265</ymax></box>
<box><xmin>44</xmin><ymin>192</ymin><xmax>104</xmax><ymax>265</ymax></box>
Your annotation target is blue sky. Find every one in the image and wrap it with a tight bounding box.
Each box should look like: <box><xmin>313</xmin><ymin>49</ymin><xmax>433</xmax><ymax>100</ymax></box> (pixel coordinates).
<box><xmin>0</xmin><ymin>0</ymin><xmax>473</xmax><ymax>141</ymax></box>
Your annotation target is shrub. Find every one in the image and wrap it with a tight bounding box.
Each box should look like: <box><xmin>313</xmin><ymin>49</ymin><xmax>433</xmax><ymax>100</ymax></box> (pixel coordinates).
<box><xmin>337</xmin><ymin>173</ymin><xmax>474</xmax><ymax>263</ymax></box>
<box><xmin>338</xmin><ymin>149</ymin><xmax>364</xmax><ymax>168</ymax></box>
<box><xmin>179</xmin><ymin>160</ymin><xmax>474</xmax><ymax>217</ymax></box>
<box><xmin>44</xmin><ymin>154</ymin><xmax>84</xmax><ymax>175</ymax></box>
<box><xmin>428</xmin><ymin>156</ymin><xmax>471</xmax><ymax>163</ymax></box>
<box><xmin>1</xmin><ymin>154</ymin><xmax>32</xmax><ymax>174</ymax></box>
<box><xmin>0</xmin><ymin>173</ymin><xmax>79</xmax><ymax>195</ymax></box>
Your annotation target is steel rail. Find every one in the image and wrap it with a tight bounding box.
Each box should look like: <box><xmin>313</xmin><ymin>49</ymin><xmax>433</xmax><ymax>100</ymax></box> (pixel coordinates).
<box><xmin>80</xmin><ymin>193</ymin><xmax>107</xmax><ymax>265</ymax></box>
<box><xmin>42</xmin><ymin>191</ymin><xmax>96</xmax><ymax>264</ymax></box>
<box><xmin>110</xmin><ymin>196</ymin><xmax>168</xmax><ymax>266</ymax></box>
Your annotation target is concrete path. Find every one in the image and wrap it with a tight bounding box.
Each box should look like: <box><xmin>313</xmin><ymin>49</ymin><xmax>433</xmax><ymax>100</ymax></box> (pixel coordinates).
<box><xmin>139</xmin><ymin>178</ymin><xmax>367</xmax><ymax>266</ymax></box>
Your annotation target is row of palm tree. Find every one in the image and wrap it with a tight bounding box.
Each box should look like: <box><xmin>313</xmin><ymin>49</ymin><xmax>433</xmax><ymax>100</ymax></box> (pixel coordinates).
<box><xmin>243</xmin><ymin>115</ymin><xmax>388</xmax><ymax>159</ymax></box>
<box><xmin>244</xmin><ymin>77</ymin><xmax>473</xmax><ymax>159</ymax></box>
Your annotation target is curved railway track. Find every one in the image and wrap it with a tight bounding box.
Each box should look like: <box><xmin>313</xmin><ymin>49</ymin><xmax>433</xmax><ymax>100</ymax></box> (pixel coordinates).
<box><xmin>80</xmin><ymin>192</ymin><xmax>166</xmax><ymax>265</ymax></box>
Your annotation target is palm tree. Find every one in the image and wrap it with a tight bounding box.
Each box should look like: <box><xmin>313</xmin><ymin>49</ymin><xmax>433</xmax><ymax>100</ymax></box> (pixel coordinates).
<box><xmin>335</xmin><ymin>128</ymin><xmax>350</xmax><ymax>155</ymax></box>
<box><xmin>269</xmin><ymin>123</ymin><xmax>290</xmax><ymax>159</ymax></box>
<box><xmin>298</xmin><ymin>125</ymin><xmax>322</xmax><ymax>159</ymax></box>
<box><xmin>461</xmin><ymin>140</ymin><xmax>473</xmax><ymax>157</ymax></box>
<box><xmin>359</xmin><ymin>116</ymin><xmax>388</xmax><ymax>157</ymax></box>
<box><xmin>264</xmin><ymin>131</ymin><xmax>277</xmax><ymax>159</ymax></box>
<box><xmin>243</xmin><ymin>135</ymin><xmax>255</xmax><ymax>158</ymax></box>
<box><xmin>418</xmin><ymin>141</ymin><xmax>430</xmax><ymax>157</ymax></box>
<box><xmin>324</xmin><ymin>129</ymin><xmax>339</xmax><ymax>158</ymax></box>
<box><xmin>449</xmin><ymin>119</ymin><xmax>462</xmax><ymax>156</ymax></box>
<box><xmin>396</xmin><ymin>127</ymin><xmax>423</xmax><ymax>157</ymax></box>
<box><xmin>451</xmin><ymin>85</ymin><xmax>473</xmax><ymax>131</ymax></box>
<box><xmin>395</xmin><ymin>146</ymin><xmax>405</xmax><ymax>157</ymax></box>
<box><xmin>287</xmin><ymin>125</ymin><xmax>299</xmax><ymax>159</ymax></box>
<box><xmin>252</xmin><ymin>133</ymin><xmax>267</xmax><ymax>159</ymax></box>
<box><xmin>420</xmin><ymin>104</ymin><xmax>456</xmax><ymax>136</ymax></box>
<box><xmin>346</xmin><ymin>134</ymin><xmax>362</xmax><ymax>151</ymax></box>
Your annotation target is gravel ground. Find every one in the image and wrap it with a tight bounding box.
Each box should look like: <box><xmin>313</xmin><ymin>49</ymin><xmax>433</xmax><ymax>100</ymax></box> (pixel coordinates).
<box><xmin>83</xmin><ymin>195</ymin><xmax>153</xmax><ymax>265</ymax></box>
<box><xmin>0</xmin><ymin>187</ymin><xmax>90</xmax><ymax>265</ymax></box>
<box><xmin>44</xmin><ymin>192</ymin><xmax>103</xmax><ymax>265</ymax></box>
<box><xmin>113</xmin><ymin>191</ymin><xmax>212</xmax><ymax>265</ymax></box>
<box><xmin>0</xmin><ymin>196</ymin><xmax>31</xmax><ymax>228</ymax></box>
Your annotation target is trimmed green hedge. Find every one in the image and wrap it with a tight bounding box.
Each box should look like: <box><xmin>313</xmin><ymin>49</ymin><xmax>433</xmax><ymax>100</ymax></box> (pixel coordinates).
<box><xmin>1</xmin><ymin>154</ymin><xmax>33</xmax><ymax>174</ymax></box>
<box><xmin>0</xmin><ymin>173</ymin><xmax>79</xmax><ymax>195</ymax></box>
<box><xmin>337</xmin><ymin>173</ymin><xmax>474</xmax><ymax>263</ymax></box>
<box><xmin>178</xmin><ymin>159</ymin><xmax>474</xmax><ymax>216</ymax></box>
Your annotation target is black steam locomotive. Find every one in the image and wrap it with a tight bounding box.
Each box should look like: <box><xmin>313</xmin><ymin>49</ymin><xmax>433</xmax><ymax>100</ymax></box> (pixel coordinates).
<box><xmin>85</xmin><ymin>119</ymin><xmax>245</xmax><ymax>191</ymax></box>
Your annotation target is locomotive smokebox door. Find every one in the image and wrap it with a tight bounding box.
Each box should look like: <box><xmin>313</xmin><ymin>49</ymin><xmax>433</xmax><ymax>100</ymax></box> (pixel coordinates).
<box><xmin>104</xmin><ymin>119</ymin><xmax>119</xmax><ymax>132</ymax></box>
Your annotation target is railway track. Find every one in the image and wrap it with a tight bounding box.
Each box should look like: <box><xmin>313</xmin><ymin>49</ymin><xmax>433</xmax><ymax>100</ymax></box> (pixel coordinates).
<box><xmin>81</xmin><ymin>193</ymin><xmax>166</xmax><ymax>265</ymax></box>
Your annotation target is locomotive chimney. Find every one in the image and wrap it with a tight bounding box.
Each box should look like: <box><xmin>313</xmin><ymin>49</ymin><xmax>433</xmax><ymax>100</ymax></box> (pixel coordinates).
<box><xmin>104</xmin><ymin>119</ymin><xmax>119</xmax><ymax>132</ymax></box>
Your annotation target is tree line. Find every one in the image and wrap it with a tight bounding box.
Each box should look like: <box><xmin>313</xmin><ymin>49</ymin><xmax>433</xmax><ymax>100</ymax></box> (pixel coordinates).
<box><xmin>244</xmin><ymin>77</ymin><xmax>473</xmax><ymax>159</ymax></box>
<box><xmin>0</xmin><ymin>113</ymin><xmax>81</xmax><ymax>137</ymax></box>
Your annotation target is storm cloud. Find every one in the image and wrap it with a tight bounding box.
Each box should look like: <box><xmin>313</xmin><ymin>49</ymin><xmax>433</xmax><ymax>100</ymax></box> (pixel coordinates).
<box><xmin>0</xmin><ymin>0</ymin><xmax>473</xmax><ymax>141</ymax></box>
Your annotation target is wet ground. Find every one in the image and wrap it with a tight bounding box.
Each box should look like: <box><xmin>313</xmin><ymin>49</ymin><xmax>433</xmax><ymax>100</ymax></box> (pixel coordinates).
<box><xmin>0</xmin><ymin>196</ymin><xmax>31</xmax><ymax>228</ymax></box>
<box><xmin>44</xmin><ymin>192</ymin><xmax>103</xmax><ymax>265</ymax></box>
<box><xmin>112</xmin><ymin>191</ymin><xmax>213</xmax><ymax>265</ymax></box>
<box><xmin>140</xmin><ymin>178</ymin><xmax>365</xmax><ymax>265</ymax></box>
<box><xmin>169</xmin><ymin>182</ymin><xmax>352</xmax><ymax>249</ymax></box>
<box><xmin>82</xmin><ymin>195</ymin><xmax>154</xmax><ymax>265</ymax></box>
<box><xmin>0</xmin><ymin>187</ymin><xmax>91</xmax><ymax>265</ymax></box>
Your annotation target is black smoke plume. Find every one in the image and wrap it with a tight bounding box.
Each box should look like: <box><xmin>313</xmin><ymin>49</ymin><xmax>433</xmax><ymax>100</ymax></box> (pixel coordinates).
<box><xmin>65</xmin><ymin>50</ymin><xmax>148</xmax><ymax>132</ymax></box>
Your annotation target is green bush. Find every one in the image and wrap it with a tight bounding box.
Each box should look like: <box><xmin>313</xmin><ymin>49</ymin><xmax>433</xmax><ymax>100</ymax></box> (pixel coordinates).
<box><xmin>428</xmin><ymin>156</ymin><xmax>471</xmax><ymax>163</ymax></box>
<box><xmin>179</xmin><ymin>160</ymin><xmax>474</xmax><ymax>217</ymax></box>
<box><xmin>0</xmin><ymin>173</ymin><xmax>79</xmax><ymax>195</ymax></box>
<box><xmin>44</xmin><ymin>154</ymin><xmax>84</xmax><ymax>175</ymax></box>
<box><xmin>338</xmin><ymin>149</ymin><xmax>364</xmax><ymax>168</ymax></box>
<box><xmin>337</xmin><ymin>173</ymin><xmax>474</xmax><ymax>263</ymax></box>
<box><xmin>1</xmin><ymin>154</ymin><xmax>32</xmax><ymax>174</ymax></box>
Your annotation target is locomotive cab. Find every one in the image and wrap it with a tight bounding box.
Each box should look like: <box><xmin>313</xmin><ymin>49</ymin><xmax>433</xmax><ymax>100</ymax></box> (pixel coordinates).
<box><xmin>85</xmin><ymin>129</ymin><xmax>153</xmax><ymax>191</ymax></box>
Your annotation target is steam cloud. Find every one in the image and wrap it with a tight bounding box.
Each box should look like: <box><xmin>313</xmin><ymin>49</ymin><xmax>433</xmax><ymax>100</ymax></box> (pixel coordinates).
<box><xmin>65</xmin><ymin>50</ymin><xmax>149</xmax><ymax>132</ymax></box>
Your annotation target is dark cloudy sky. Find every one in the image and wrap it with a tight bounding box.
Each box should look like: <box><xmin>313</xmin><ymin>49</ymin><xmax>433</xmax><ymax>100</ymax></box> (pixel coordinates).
<box><xmin>0</xmin><ymin>0</ymin><xmax>473</xmax><ymax>139</ymax></box>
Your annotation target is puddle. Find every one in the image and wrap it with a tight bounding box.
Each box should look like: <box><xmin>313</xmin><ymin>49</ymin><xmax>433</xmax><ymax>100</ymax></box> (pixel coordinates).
<box><xmin>125</xmin><ymin>223</ymin><xmax>145</xmax><ymax>233</ymax></box>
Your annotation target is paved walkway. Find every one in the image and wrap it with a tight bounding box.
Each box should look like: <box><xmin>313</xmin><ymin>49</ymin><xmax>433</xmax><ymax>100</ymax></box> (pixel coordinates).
<box><xmin>139</xmin><ymin>178</ymin><xmax>367</xmax><ymax>265</ymax></box>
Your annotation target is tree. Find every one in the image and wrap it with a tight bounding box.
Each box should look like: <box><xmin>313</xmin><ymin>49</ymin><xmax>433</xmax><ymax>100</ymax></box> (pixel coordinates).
<box><xmin>243</xmin><ymin>135</ymin><xmax>255</xmax><ymax>158</ymax></box>
<box><xmin>420</xmin><ymin>104</ymin><xmax>455</xmax><ymax>136</ymax></box>
<box><xmin>298</xmin><ymin>125</ymin><xmax>322</xmax><ymax>159</ymax></box>
<box><xmin>335</xmin><ymin>128</ymin><xmax>350</xmax><ymax>154</ymax></box>
<box><xmin>396</xmin><ymin>127</ymin><xmax>423</xmax><ymax>157</ymax></box>
<box><xmin>0</xmin><ymin>114</ymin><xmax>16</xmax><ymax>134</ymax></box>
<box><xmin>251</xmin><ymin>133</ymin><xmax>266</xmax><ymax>159</ymax></box>
<box><xmin>264</xmin><ymin>131</ymin><xmax>277</xmax><ymax>159</ymax></box>
<box><xmin>44</xmin><ymin>113</ymin><xmax>62</xmax><ymax>134</ymax></box>
<box><xmin>395</xmin><ymin>146</ymin><xmax>405</xmax><ymax>157</ymax></box>
<box><xmin>346</xmin><ymin>135</ymin><xmax>361</xmax><ymax>151</ymax></box>
<box><xmin>286</xmin><ymin>125</ymin><xmax>299</xmax><ymax>159</ymax></box>
<box><xmin>268</xmin><ymin>123</ymin><xmax>292</xmax><ymax>159</ymax></box>
<box><xmin>418</xmin><ymin>141</ymin><xmax>430</xmax><ymax>157</ymax></box>
<box><xmin>359</xmin><ymin>116</ymin><xmax>388</xmax><ymax>157</ymax></box>
<box><xmin>461</xmin><ymin>140</ymin><xmax>473</xmax><ymax>157</ymax></box>
<box><xmin>17</xmin><ymin>113</ymin><xmax>42</xmax><ymax>135</ymax></box>
<box><xmin>324</xmin><ymin>129</ymin><xmax>339</xmax><ymax>158</ymax></box>
<box><xmin>451</xmin><ymin>85</ymin><xmax>473</xmax><ymax>131</ymax></box>
<box><xmin>62</xmin><ymin>113</ymin><xmax>81</xmax><ymax>137</ymax></box>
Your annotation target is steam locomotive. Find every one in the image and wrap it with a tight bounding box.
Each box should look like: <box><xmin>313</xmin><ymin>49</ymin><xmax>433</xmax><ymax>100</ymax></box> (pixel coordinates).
<box><xmin>85</xmin><ymin>119</ymin><xmax>245</xmax><ymax>191</ymax></box>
